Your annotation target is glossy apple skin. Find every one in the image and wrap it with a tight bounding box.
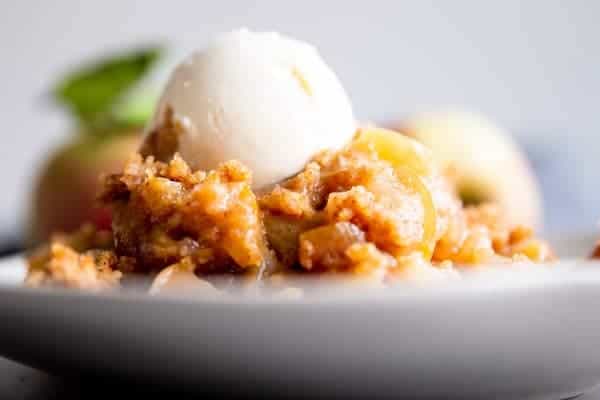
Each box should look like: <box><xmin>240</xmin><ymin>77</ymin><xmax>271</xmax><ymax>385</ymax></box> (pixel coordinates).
<box><xmin>27</xmin><ymin>131</ymin><xmax>141</xmax><ymax>245</ymax></box>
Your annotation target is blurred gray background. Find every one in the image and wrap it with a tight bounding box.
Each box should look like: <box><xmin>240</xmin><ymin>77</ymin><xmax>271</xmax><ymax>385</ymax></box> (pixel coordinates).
<box><xmin>1</xmin><ymin>0</ymin><xmax>598</xmax><ymax>238</ymax></box>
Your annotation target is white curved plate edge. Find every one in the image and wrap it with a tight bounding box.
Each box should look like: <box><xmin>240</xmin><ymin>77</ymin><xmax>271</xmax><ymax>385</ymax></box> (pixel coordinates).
<box><xmin>0</xmin><ymin>256</ymin><xmax>25</xmax><ymax>286</ymax></box>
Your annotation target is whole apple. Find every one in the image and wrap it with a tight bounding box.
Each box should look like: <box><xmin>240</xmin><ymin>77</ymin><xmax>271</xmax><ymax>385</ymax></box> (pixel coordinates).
<box><xmin>26</xmin><ymin>46</ymin><xmax>161</xmax><ymax>245</ymax></box>
<box><xmin>28</xmin><ymin>132</ymin><xmax>140</xmax><ymax>244</ymax></box>
<box><xmin>392</xmin><ymin>110</ymin><xmax>543</xmax><ymax>229</ymax></box>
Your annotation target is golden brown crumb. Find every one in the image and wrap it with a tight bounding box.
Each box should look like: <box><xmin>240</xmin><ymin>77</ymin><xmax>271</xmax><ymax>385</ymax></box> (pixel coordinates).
<box><xmin>432</xmin><ymin>203</ymin><xmax>554</xmax><ymax>264</ymax></box>
<box><xmin>259</xmin><ymin>186</ymin><xmax>315</xmax><ymax>218</ymax></box>
<box><xmin>26</xmin><ymin>243</ymin><xmax>121</xmax><ymax>291</ymax></box>
<box><xmin>49</xmin><ymin>223</ymin><xmax>114</xmax><ymax>252</ymax></box>
<box><xmin>465</xmin><ymin>204</ymin><xmax>554</xmax><ymax>262</ymax></box>
<box><xmin>325</xmin><ymin>186</ymin><xmax>423</xmax><ymax>257</ymax></box>
<box><xmin>299</xmin><ymin>222</ymin><xmax>366</xmax><ymax>271</ymax></box>
<box><xmin>262</xmin><ymin>148</ymin><xmax>436</xmax><ymax>261</ymax></box>
<box><xmin>102</xmin><ymin>154</ymin><xmax>269</xmax><ymax>275</ymax></box>
<box><xmin>389</xmin><ymin>252</ymin><xmax>460</xmax><ymax>284</ymax></box>
<box><xmin>345</xmin><ymin>243</ymin><xmax>397</xmax><ymax>276</ymax></box>
<box><xmin>263</xmin><ymin>213</ymin><xmax>322</xmax><ymax>267</ymax></box>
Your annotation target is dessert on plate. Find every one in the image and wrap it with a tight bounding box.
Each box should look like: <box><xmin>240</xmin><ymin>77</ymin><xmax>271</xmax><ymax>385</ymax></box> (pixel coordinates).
<box><xmin>25</xmin><ymin>29</ymin><xmax>554</xmax><ymax>294</ymax></box>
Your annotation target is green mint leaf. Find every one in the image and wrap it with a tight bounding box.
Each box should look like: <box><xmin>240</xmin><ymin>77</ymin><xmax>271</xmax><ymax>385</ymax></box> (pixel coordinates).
<box><xmin>54</xmin><ymin>46</ymin><xmax>162</xmax><ymax>127</ymax></box>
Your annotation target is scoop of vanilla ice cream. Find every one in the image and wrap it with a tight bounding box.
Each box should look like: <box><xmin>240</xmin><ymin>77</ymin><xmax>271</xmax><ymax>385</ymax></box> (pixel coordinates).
<box><xmin>146</xmin><ymin>29</ymin><xmax>356</xmax><ymax>188</ymax></box>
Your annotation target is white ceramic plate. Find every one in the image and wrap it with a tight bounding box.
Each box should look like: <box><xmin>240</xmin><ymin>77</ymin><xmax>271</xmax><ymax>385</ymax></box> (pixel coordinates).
<box><xmin>1</xmin><ymin>234</ymin><xmax>600</xmax><ymax>399</ymax></box>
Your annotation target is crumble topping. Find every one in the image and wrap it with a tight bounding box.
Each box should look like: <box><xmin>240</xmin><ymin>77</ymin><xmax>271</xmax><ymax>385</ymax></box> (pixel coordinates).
<box><xmin>26</xmin><ymin>145</ymin><xmax>554</xmax><ymax>292</ymax></box>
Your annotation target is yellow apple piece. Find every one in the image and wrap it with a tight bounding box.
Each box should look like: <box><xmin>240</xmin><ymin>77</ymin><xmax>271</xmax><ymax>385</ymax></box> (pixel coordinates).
<box><xmin>351</xmin><ymin>127</ymin><xmax>437</xmax><ymax>259</ymax></box>
<box><xmin>351</xmin><ymin>127</ymin><xmax>434</xmax><ymax>177</ymax></box>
